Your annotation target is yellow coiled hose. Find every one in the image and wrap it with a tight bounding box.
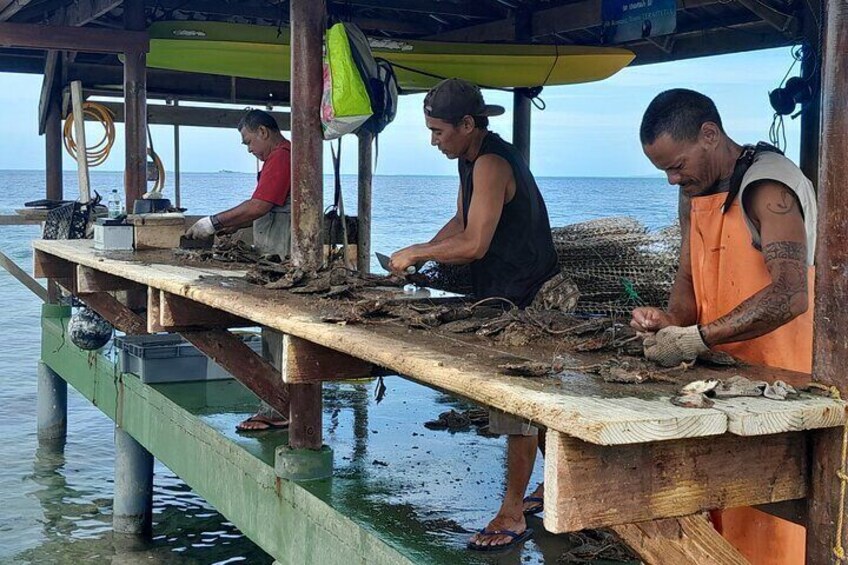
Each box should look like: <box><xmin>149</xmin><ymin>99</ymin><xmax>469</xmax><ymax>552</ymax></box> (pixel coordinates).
<box><xmin>63</xmin><ymin>101</ymin><xmax>116</xmax><ymax>167</ymax></box>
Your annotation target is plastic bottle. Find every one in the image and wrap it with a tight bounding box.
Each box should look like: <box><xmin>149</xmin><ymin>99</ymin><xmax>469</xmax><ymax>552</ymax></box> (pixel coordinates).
<box><xmin>107</xmin><ymin>189</ymin><xmax>122</xmax><ymax>219</ymax></box>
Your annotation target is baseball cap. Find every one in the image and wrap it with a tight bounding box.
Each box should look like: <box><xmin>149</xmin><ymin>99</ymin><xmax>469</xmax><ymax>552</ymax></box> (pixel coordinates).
<box><xmin>423</xmin><ymin>78</ymin><xmax>505</xmax><ymax>121</ymax></box>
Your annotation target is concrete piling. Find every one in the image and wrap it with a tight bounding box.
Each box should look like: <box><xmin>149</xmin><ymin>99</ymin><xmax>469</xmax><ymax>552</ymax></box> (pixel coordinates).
<box><xmin>37</xmin><ymin>360</ymin><xmax>67</xmax><ymax>443</ymax></box>
<box><xmin>113</xmin><ymin>426</ymin><xmax>153</xmax><ymax>536</ymax></box>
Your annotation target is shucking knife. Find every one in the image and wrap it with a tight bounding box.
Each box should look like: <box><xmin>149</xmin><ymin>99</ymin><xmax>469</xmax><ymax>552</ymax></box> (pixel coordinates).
<box><xmin>375</xmin><ymin>252</ymin><xmax>419</xmax><ymax>275</ymax></box>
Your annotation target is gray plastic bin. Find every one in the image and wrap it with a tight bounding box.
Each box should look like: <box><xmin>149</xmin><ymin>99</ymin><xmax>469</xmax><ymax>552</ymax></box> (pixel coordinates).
<box><xmin>115</xmin><ymin>334</ymin><xmax>263</xmax><ymax>384</ymax></box>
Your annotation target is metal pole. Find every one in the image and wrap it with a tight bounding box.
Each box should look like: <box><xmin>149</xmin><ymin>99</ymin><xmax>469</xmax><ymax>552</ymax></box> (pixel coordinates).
<box><xmin>357</xmin><ymin>131</ymin><xmax>373</xmax><ymax>273</ymax></box>
<box><xmin>37</xmin><ymin>361</ymin><xmax>66</xmax><ymax>443</ymax></box>
<box><xmin>113</xmin><ymin>426</ymin><xmax>153</xmax><ymax>536</ymax></box>
<box><xmin>807</xmin><ymin>2</ymin><xmax>848</xmax><ymax>562</ymax></box>
<box><xmin>290</xmin><ymin>0</ymin><xmax>325</xmax><ymax>271</ymax></box>
<box><xmin>289</xmin><ymin>0</ymin><xmax>325</xmax><ymax>452</ymax></box>
<box><xmin>173</xmin><ymin>99</ymin><xmax>181</xmax><ymax>208</ymax></box>
<box><xmin>123</xmin><ymin>0</ymin><xmax>147</xmax><ymax>213</ymax></box>
<box><xmin>799</xmin><ymin>0</ymin><xmax>822</xmax><ymax>187</ymax></box>
<box><xmin>45</xmin><ymin>59</ymin><xmax>63</xmax><ymax>202</ymax></box>
<box><xmin>512</xmin><ymin>9</ymin><xmax>532</xmax><ymax>163</ymax></box>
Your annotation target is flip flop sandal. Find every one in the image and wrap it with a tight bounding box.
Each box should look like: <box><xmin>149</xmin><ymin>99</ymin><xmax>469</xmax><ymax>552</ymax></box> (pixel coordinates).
<box><xmin>467</xmin><ymin>528</ymin><xmax>534</xmax><ymax>552</ymax></box>
<box><xmin>522</xmin><ymin>495</ymin><xmax>544</xmax><ymax>516</ymax></box>
<box><xmin>235</xmin><ymin>415</ymin><xmax>290</xmax><ymax>433</ymax></box>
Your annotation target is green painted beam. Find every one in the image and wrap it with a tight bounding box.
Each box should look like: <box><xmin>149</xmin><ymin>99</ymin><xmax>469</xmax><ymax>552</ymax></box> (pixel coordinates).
<box><xmin>41</xmin><ymin>314</ymin><xmax>414</xmax><ymax>565</ymax></box>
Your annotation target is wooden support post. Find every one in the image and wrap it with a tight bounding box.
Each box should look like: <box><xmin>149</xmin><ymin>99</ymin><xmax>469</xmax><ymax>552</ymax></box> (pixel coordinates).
<box><xmin>808</xmin><ymin>2</ymin><xmax>848</xmax><ymax>563</ymax></box>
<box><xmin>44</xmin><ymin>53</ymin><xmax>63</xmax><ymax>201</ymax></box>
<box><xmin>356</xmin><ymin>131</ymin><xmax>373</xmax><ymax>273</ymax></box>
<box><xmin>290</xmin><ymin>0</ymin><xmax>325</xmax><ymax>271</ymax></box>
<box><xmin>543</xmin><ymin>431</ymin><xmax>807</xmax><ymax>533</ymax></box>
<box><xmin>69</xmin><ymin>80</ymin><xmax>90</xmax><ymax>202</ymax></box>
<box><xmin>289</xmin><ymin>384</ymin><xmax>322</xmax><ymax>449</ymax></box>
<box><xmin>123</xmin><ymin>0</ymin><xmax>147</xmax><ymax>212</ymax></box>
<box><xmin>159</xmin><ymin>291</ymin><xmax>252</xmax><ymax>329</ymax></box>
<box><xmin>77</xmin><ymin>291</ymin><xmax>148</xmax><ymax>335</ymax></box>
<box><xmin>612</xmin><ymin>514</ymin><xmax>749</xmax><ymax>564</ymax></box>
<box><xmin>512</xmin><ymin>9</ymin><xmax>532</xmax><ymax>163</ymax></box>
<box><xmin>180</xmin><ymin>329</ymin><xmax>289</xmax><ymax>417</ymax></box>
<box><xmin>289</xmin><ymin>0</ymin><xmax>326</xmax><ymax>453</ymax></box>
<box><xmin>282</xmin><ymin>334</ymin><xmax>372</xmax><ymax>384</ymax></box>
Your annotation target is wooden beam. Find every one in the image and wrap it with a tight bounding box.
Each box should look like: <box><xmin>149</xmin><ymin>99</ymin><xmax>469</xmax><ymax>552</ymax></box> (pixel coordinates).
<box><xmin>0</xmin><ymin>250</ymin><xmax>47</xmax><ymax>301</ymax></box>
<box><xmin>77</xmin><ymin>291</ymin><xmax>148</xmax><ymax>335</ymax></box>
<box><xmin>0</xmin><ymin>0</ymin><xmax>32</xmax><ymax>22</ymax></box>
<box><xmin>76</xmin><ymin>265</ymin><xmax>143</xmax><ymax>293</ymax></box>
<box><xmin>808</xmin><ymin>1</ymin><xmax>848</xmax><ymax>562</ymax></box>
<box><xmin>0</xmin><ymin>22</ymin><xmax>148</xmax><ymax>53</ymax></box>
<box><xmin>94</xmin><ymin>101</ymin><xmax>291</xmax><ymax>130</ymax></box>
<box><xmin>612</xmin><ymin>514</ymin><xmax>749</xmax><ymax>565</ymax></box>
<box><xmin>33</xmin><ymin>249</ymin><xmax>74</xmax><ymax>279</ymax></box>
<box><xmin>123</xmin><ymin>0</ymin><xmax>146</xmax><ymax>212</ymax></box>
<box><xmin>543</xmin><ymin>431</ymin><xmax>807</xmax><ymax>533</ymax></box>
<box><xmin>180</xmin><ymin>329</ymin><xmax>290</xmax><ymax>416</ymax></box>
<box><xmin>356</xmin><ymin>131</ymin><xmax>373</xmax><ymax>274</ymax></box>
<box><xmin>70</xmin><ymin>80</ymin><xmax>91</xmax><ymax>202</ymax></box>
<box><xmin>47</xmin><ymin>0</ymin><xmax>122</xmax><ymax>26</ymax></box>
<box><xmin>281</xmin><ymin>334</ymin><xmax>372</xmax><ymax>384</ymax></box>
<box><xmin>737</xmin><ymin>0</ymin><xmax>797</xmax><ymax>33</ymax></box>
<box><xmin>159</xmin><ymin>291</ymin><xmax>252</xmax><ymax>329</ymax></box>
<box><xmin>37</xmin><ymin>50</ymin><xmax>59</xmax><ymax>135</ymax></box>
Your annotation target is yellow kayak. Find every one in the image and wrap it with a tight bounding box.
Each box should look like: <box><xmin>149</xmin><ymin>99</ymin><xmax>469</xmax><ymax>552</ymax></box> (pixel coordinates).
<box><xmin>147</xmin><ymin>21</ymin><xmax>634</xmax><ymax>90</ymax></box>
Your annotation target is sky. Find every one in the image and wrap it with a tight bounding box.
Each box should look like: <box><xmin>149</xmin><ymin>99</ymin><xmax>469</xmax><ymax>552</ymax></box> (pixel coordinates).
<box><xmin>0</xmin><ymin>46</ymin><xmax>804</xmax><ymax>179</ymax></box>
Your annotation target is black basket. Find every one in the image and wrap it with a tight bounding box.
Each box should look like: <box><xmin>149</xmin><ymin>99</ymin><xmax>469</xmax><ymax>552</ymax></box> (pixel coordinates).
<box><xmin>43</xmin><ymin>201</ymin><xmax>93</xmax><ymax>240</ymax></box>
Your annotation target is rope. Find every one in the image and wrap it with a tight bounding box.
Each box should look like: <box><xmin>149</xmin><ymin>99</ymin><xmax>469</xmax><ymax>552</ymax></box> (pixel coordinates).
<box><xmin>145</xmin><ymin>124</ymin><xmax>166</xmax><ymax>193</ymax></box>
<box><xmin>833</xmin><ymin>383</ymin><xmax>848</xmax><ymax>562</ymax></box>
<box><xmin>63</xmin><ymin>101</ymin><xmax>116</xmax><ymax>167</ymax></box>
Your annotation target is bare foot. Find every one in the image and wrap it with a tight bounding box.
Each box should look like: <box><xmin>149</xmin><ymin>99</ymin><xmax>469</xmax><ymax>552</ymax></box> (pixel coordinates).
<box><xmin>236</xmin><ymin>414</ymin><xmax>289</xmax><ymax>432</ymax></box>
<box><xmin>468</xmin><ymin>512</ymin><xmax>528</xmax><ymax>550</ymax></box>
<box><xmin>523</xmin><ymin>483</ymin><xmax>544</xmax><ymax>515</ymax></box>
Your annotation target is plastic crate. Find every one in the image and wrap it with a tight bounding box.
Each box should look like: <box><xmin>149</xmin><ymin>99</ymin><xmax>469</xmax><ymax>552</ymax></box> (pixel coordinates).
<box><xmin>114</xmin><ymin>334</ymin><xmax>263</xmax><ymax>384</ymax></box>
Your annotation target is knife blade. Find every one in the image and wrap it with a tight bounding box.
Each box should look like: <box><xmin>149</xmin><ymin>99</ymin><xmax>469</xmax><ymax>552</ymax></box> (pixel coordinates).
<box><xmin>376</xmin><ymin>252</ymin><xmax>417</xmax><ymax>274</ymax></box>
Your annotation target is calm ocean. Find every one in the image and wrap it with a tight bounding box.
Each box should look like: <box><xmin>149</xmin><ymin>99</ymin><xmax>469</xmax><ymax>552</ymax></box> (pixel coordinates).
<box><xmin>0</xmin><ymin>170</ymin><xmax>676</xmax><ymax>563</ymax></box>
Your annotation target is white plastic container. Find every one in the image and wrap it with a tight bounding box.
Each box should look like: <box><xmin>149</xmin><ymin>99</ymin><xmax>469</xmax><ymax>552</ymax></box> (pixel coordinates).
<box><xmin>94</xmin><ymin>222</ymin><xmax>134</xmax><ymax>251</ymax></box>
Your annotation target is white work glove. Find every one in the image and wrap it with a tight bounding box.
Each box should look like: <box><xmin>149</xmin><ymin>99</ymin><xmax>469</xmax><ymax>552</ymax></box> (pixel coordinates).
<box><xmin>186</xmin><ymin>216</ymin><xmax>215</xmax><ymax>239</ymax></box>
<box><xmin>643</xmin><ymin>325</ymin><xmax>709</xmax><ymax>367</ymax></box>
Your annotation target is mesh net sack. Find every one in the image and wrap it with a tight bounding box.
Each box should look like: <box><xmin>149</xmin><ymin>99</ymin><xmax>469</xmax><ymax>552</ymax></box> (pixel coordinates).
<box><xmin>423</xmin><ymin>216</ymin><xmax>681</xmax><ymax>317</ymax></box>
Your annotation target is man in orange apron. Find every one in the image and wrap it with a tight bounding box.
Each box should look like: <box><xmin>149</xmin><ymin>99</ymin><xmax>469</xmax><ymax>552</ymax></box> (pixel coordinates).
<box><xmin>631</xmin><ymin>89</ymin><xmax>817</xmax><ymax>565</ymax></box>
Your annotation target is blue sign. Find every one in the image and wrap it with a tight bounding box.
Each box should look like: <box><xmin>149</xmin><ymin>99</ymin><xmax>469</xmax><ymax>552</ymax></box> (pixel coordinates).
<box><xmin>601</xmin><ymin>0</ymin><xmax>677</xmax><ymax>44</ymax></box>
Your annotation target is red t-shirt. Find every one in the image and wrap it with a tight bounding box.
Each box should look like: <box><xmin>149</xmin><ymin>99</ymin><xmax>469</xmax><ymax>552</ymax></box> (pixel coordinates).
<box><xmin>251</xmin><ymin>140</ymin><xmax>291</xmax><ymax>206</ymax></box>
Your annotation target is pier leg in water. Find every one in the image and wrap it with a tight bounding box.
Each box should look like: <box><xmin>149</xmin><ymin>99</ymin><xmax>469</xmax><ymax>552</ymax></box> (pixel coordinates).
<box><xmin>37</xmin><ymin>361</ymin><xmax>66</xmax><ymax>444</ymax></box>
<box><xmin>113</xmin><ymin>426</ymin><xmax>153</xmax><ymax>537</ymax></box>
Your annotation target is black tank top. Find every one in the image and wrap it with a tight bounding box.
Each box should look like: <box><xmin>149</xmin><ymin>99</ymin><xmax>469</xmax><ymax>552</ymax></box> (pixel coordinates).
<box><xmin>458</xmin><ymin>133</ymin><xmax>558</xmax><ymax>308</ymax></box>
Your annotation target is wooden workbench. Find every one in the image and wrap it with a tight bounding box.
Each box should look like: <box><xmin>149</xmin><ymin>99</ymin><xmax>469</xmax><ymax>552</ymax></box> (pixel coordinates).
<box><xmin>32</xmin><ymin>239</ymin><xmax>846</xmax><ymax>551</ymax></box>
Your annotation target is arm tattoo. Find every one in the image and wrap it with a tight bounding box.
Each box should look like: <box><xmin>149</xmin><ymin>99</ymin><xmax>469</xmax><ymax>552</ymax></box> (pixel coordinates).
<box><xmin>702</xmin><ymin>240</ymin><xmax>808</xmax><ymax>345</ymax></box>
<box><xmin>765</xmin><ymin>187</ymin><xmax>798</xmax><ymax>215</ymax></box>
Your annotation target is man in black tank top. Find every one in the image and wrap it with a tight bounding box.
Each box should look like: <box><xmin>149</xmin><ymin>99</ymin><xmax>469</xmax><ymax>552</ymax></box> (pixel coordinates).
<box><xmin>389</xmin><ymin>79</ymin><xmax>558</xmax><ymax>551</ymax></box>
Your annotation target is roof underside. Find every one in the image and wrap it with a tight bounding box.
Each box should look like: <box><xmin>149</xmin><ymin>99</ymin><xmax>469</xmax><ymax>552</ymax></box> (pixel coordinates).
<box><xmin>0</xmin><ymin>0</ymin><xmax>819</xmax><ymax>104</ymax></box>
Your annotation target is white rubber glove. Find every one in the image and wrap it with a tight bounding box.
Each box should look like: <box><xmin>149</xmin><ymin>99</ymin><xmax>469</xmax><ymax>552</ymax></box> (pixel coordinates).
<box><xmin>186</xmin><ymin>216</ymin><xmax>215</xmax><ymax>239</ymax></box>
<box><xmin>643</xmin><ymin>325</ymin><xmax>709</xmax><ymax>367</ymax></box>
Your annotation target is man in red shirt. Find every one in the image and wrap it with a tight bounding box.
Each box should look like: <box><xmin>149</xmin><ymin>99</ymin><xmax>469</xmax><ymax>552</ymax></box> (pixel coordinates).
<box><xmin>186</xmin><ymin>109</ymin><xmax>292</xmax><ymax>257</ymax></box>
<box><xmin>186</xmin><ymin>109</ymin><xmax>292</xmax><ymax>432</ymax></box>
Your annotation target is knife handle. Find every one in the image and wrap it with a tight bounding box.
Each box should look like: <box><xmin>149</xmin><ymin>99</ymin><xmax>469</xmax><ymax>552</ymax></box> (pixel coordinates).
<box><xmin>405</xmin><ymin>266</ymin><xmax>416</xmax><ymax>275</ymax></box>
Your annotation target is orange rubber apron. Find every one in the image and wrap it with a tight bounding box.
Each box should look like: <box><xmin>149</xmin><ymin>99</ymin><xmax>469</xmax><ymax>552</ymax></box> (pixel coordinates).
<box><xmin>690</xmin><ymin>193</ymin><xmax>814</xmax><ymax>565</ymax></box>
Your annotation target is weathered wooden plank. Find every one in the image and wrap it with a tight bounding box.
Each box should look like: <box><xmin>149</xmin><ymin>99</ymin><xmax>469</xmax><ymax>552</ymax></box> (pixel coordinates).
<box><xmin>0</xmin><ymin>250</ymin><xmax>47</xmax><ymax>301</ymax></box>
<box><xmin>33</xmin><ymin>249</ymin><xmax>73</xmax><ymax>279</ymax></box>
<box><xmin>282</xmin><ymin>334</ymin><xmax>372</xmax><ymax>384</ymax></box>
<box><xmin>0</xmin><ymin>214</ymin><xmax>41</xmax><ymax>225</ymax></box>
<box><xmin>76</xmin><ymin>265</ymin><xmax>142</xmax><ymax>293</ymax></box>
<box><xmin>159</xmin><ymin>291</ymin><xmax>252</xmax><ymax>329</ymax></box>
<box><xmin>543</xmin><ymin>431</ymin><xmax>807</xmax><ymax>532</ymax></box>
<box><xmin>146</xmin><ymin>287</ymin><xmax>164</xmax><ymax>333</ymax></box>
<box><xmin>711</xmin><ymin>395</ymin><xmax>845</xmax><ymax>436</ymax></box>
<box><xmin>77</xmin><ymin>291</ymin><xmax>147</xmax><ymax>335</ymax></box>
<box><xmin>0</xmin><ymin>22</ymin><xmax>148</xmax><ymax>53</ymax></box>
<box><xmin>179</xmin><ymin>329</ymin><xmax>289</xmax><ymax>417</ymax></box>
<box><xmin>611</xmin><ymin>514</ymin><xmax>750</xmax><ymax>565</ymax></box>
<box><xmin>95</xmin><ymin>101</ymin><xmax>291</xmax><ymax>130</ymax></box>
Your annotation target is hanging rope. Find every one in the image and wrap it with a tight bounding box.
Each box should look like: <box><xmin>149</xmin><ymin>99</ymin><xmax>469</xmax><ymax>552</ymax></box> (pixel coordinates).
<box><xmin>63</xmin><ymin>101</ymin><xmax>116</xmax><ymax>167</ymax></box>
<box><xmin>832</xmin><ymin>384</ymin><xmax>848</xmax><ymax>562</ymax></box>
<box><xmin>145</xmin><ymin>124</ymin><xmax>166</xmax><ymax>194</ymax></box>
